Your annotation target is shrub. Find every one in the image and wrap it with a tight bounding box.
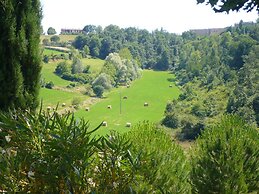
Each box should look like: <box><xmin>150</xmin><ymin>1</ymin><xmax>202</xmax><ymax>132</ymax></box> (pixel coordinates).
<box><xmin>50</xmin><ymin>35</ymin><xmax>60</xmax><ymax>43</ymax></box>
<box><xmin>91</xmin><ymin>132</ymin><xmax>137</xmax><ymax>193</ymax></box>
<box><xmin>71</xmin><ymin>97</ymin><xmax>82</xmax><ymax>108</ymax></box>
<box><xmin>66</xmin><ymin>83</ymin><xmax>76</xmax><ymax>88</ymax></box>
<box><xmin>83</xmin><ymin>65</ymin><xmax>90</xmax><ymax>73</ymax></box>
<box><xmin>127</xmin><ymin>122</ymin><xmax>191</xmax><ymax>193</ymax></box>
<box><xmin>0</xmin><ymin>109</ymin><xmax>101</xmax><ymax>193</ymax></box>
<box><xmin>71</xmin><ymin>57</ymin><xmax>83</xmax><ymax>74</ymax></box>
<box><xmin>61</xmin><ymin>72</ymin><xmax>90</xmax><ymax>84</ymax></box>
<box><xmin>93</xmin><ymin>85</ymin><xmax>104</xmax><ymax>98</ymax></box>
<box><xmin>0</xmin><ymin>111</ymin><xmax>192</xmax><ymax>193</ymax></box>
<box><xmin>162</xmin><ymin>113</ymin><xmax>179</xmax><ymax>128</ymax></box>
<box><xmin>85</xmin><ymin>84</ymin><xmax>94</xmax><ymax>96</ymax></box>
<box><xmin>42</xmin><ymin>38</ymin><xmax>50</xmax><ymax>46</ymax></box>
<box><xmin>43</xmin><ymin>55</ymin><xmax>49</xmax><ymax>63</ymax></box>
<box><xmin>191</xmin><ymin>115</ymin><xmax>259</xmax><ymax>193</ymax></box>
<box><xmin>45</xmin><ymin>81</ymin><xmax>54</xmax><ymax>89</ymax></box>
<box><xmin>55</xmin><ymin>61</ymin><xmax>69</xmax><ymax>75</ymax></box>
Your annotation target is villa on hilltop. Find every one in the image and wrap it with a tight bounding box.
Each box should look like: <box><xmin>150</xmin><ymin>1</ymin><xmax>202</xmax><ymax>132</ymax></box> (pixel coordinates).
<box><xmin>60</xmin><ymin>28</ymin><xmax>83</xmax><ymax>35</ymax></box>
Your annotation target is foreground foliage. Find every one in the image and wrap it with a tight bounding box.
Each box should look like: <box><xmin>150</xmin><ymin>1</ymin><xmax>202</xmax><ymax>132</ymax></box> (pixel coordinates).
<box><xmin>128</xmin><ymin>122</ymin><xmax>191</xmax><ymax>193</ymax></box>
<box><xmin>191</xmin><ymin>115</ymin><xmax>259</xmax><ymax>193</ymax></box>
<box><xmin>0</xmin><ymin>0</ymin><xmax>42</xmax><ymax>111</ymax></box>
<box><xmin>1</xmin><ymin>110</ymin><xmax>258</xmax><ymax>193</ymax></box>
<box><xmin>0</xmin><ymin>108</ymin><xmax>101</xmax><ymax>192</ymax></box>
<box><xmin>0</xmin><ymin>109</ymin><xmax>189</xmax><ymax>193</ymax></box>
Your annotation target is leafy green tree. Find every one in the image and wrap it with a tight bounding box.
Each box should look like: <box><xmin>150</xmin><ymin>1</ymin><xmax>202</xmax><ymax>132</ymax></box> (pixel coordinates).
<box><xmin>89</xmin><ymin>35</ymin><xmax>101</xmax><ymax>57</ymax></box>
<box><xmin>155</xmin><ymin>50</ymin><xmax>171</xmax><ymax>70</ymax></box>
<box><xmin>0</xmin><ymin>0</ymin><xmax>42</xmax><ymax>111</ymax></box>
<box><xmin>83</xmin><ymin>24</ymin><xmax>97</xmax><ymax>34</ymax></box>
<box><xmin>71</xmin><ymin>57</ymin><xmax>83</xmax><ymax>74</ymax></box>
<box><xmin>187</xmin><ymin>50</ymin><xmax>202</xmax><ymax>76</ymax></box>
<box><xmin>83</xmin><ymin>45</ymin><xmax>90</xmax><ymax>56</ymax></box>
<box><xmin>47</xmin><ymin>27</ymin><xmax>56</xmax><ymax>35</ymax></box>
<box><xmin>72</xmin><ymin>35</ymin><xmax>88</xmax><ymax>50</ymax></box>
<box><xmin>92</xmin><ymin>73</ymin><xmax>112</xmax><ymax>90</ymax></box>
<box><xmin>197</xmin><ymin>0</ymin><xmax>259</xmax><ymax>12</ymax></box>
<box><xmin>99</xmin><ymin>37</ymin><xmax>112</xmax><ymax>59</ymax></box>
<box><xmin>119</xmin><ymin>47</ymin><xmax>133</xmax><ymax>60</ymax></box>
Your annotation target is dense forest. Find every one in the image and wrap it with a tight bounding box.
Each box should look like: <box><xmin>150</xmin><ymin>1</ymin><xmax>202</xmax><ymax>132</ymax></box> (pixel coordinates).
<box><xmin>72</xmin><ymin>21</ymin><xmax>259</xmax><ymax>139</ymax></box>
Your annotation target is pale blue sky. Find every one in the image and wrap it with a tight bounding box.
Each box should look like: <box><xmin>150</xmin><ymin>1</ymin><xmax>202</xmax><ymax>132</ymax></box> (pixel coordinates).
<box><xmin>40</xmin><ymin>0</ymin><xmax>258</xmax><ymax>34</ymax></box>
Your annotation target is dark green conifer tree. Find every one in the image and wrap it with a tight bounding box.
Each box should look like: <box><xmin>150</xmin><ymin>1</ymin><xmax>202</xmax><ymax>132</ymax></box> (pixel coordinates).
<box><xmin>0</xmin><ymin>0</ymin><xmax>42</xmax><ymax>111</ymax></box>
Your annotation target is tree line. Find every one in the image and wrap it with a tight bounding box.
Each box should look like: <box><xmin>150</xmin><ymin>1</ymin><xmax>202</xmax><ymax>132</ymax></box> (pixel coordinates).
<box><xmin>163</xmin><ymin>20</ymin><xmax>259</xmax><ymax>139</ymax></box>
<box><xmin>71</xmin><ymin>20</ymin><xmax>259</xmax><ymax>135</ymax></box>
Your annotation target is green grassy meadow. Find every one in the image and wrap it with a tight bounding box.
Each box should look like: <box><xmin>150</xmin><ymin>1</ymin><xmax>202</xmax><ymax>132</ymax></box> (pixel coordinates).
<box><xmin>41</xmin><ymin>58</ymin><xmax>105</xmax><ymax>86</ymax></box>
<box><xmin>81</xmin><ymin>58</ymin><xmax>105</xmax><ymax>74</ymax></box>
<box><xmin>41</xmin><ymin>34</ymin><xmax>77</xmax><ymax>43</ymax></box>
<box><xmin>40</xmin><ymin>58</ymin><xmax>105</xmax><ymax>109</ymax></box>
<box><xmin>75</xmin><ymin>70</ymin><xmax>180</xmax><ymax>135</ymax></box>
<box><xmin>40</xmin><ymin>59</ymin><xmax>180</xmax><ymax>135</ymax></box>
<box><xmin>39</xmin><ymin>88</ymin><xmax>86</xmax><ymax>109</ymax></box>
<box><xmin>41</xmin><ymin>61</ymin><xmax>72</xmax><ymax>87</ymax></box>
<box><xmin>43</xmin><ymin>48</ymin><xmax>66</xmax><ymax>56</ymax></box>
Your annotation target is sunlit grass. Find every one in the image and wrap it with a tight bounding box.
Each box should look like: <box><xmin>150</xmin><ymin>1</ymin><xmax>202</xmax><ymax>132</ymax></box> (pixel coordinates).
<box><xmin>41</xmin><ymin>60</ymin><xmax>72</xmax><ymax>87</ymax></box>
<box><xmin>75</xmin><ymin>70</ymin><xmax>180</xmax><ymax>135</ymax></box>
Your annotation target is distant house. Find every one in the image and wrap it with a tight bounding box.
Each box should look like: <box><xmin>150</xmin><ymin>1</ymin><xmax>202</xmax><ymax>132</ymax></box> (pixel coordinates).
<box><xmin>190</xmin><ymin>28</ymin><xmax>226</xmax><ymax>36</ymax></box>
<box><xmin>60</xmin><ymin>28</ymin><xmax>83</xmax><ymax>35</ymax></box>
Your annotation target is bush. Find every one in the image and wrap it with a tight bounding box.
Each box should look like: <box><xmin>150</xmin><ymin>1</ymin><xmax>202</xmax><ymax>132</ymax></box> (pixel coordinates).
<box><xmin>0</xmin><ymin>109</ymin><xmax>101</xmax><ymax>193</ymax></box>
<box><xmin>83</xmin><ymin>65</ymin><xmax>90</xmax><ymax>73</ymax></box>
<box><xmin>61</xmin><ymin>72</ymin><xmax>90</xmax><ymax>84</ymax></box>
<box><xmin>50</xmin><ymin>35</ymin><xmax>60</xmax><ymax>43</ymax></box>
<box><xmin>43</xmin><ymin>55</ymin><xmax>49</xmax><ymax>63</ymax></box>
<box><xmin>85</xmin><ymin>84</ymin><xmax>94</xmax><ymax>96</ymax></box>
<box><xmin>45</xmin><ymin>81</ymin><xmax>54</xmax><ymax>89</ymax></box>
<box><xmin>66</xmin><ymin>83</ymin><xmax>76</xmax><ymax>88</ymax></box>
<box><xmin>71</xmin><ymin>97</ymin><xmax>81</xmax><ymax>108</ymax></box>
<box><xmin>91</xmin><ymin>132</ymin><xmax>137</xmax><ymax>193</ymax></box>
<box><xmin>162</xmin><ymin>113</ymin><xmax>179</xmax><ymax>128</ymax></box>
<box><xmin>55</xmin><ymin>61</ymin><xmax>69</xmax><ymax>75</ymax></box>
<box><xmin>127</xmin><ymin>122</ymin><xmax>191</xmax><ymax>193</ymax></box>
<box><xmin>93</xmin><ymin>85</ymin><xmax>104</xmax><ymax>98</ymax></box>
<box><xmin>191</xmin><ymin>115</ymin><xmax>259</xmax><ymax>193</ymax></box>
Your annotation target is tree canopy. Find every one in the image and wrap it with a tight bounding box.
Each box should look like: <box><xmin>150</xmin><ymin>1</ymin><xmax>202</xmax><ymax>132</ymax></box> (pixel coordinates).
<box><xmin>0</xmin><ymin>0</ymin><xmax>42</xmax><ymax>111</ymax></box>
<box><xmin>47</xmin><ymin>27</ymin><xmax>56</xmax><ymax>35</ymax></box>
<box><xmin>197</xmin><ymin>0</ymin><xmax>259</xmax><ymax>13</ymax></box>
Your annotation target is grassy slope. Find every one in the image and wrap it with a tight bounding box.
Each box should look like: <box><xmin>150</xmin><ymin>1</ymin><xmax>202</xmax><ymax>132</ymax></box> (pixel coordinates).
<box><xmin>41</xmin><ymin>34</ymin><xmax>77</xmax><ymax>43</ymax></box>
<box><xmin>41</xmin><ymin>58</ymin><xmax>105</xmax><ymax>86</ymax></box>
<box><xmin>75</xmin><ymin>70</ymin><xmax>180</xmax><ymax>135</ymax></box>
<box><xmin>40</xmin><ymin>58</ymin><xmax>105</xmax><ymax>109</ymax></box>
<box><xmin>43</xmin><ymin>48</ymin><xmax>67</xmax><ymax>56</ymax></box>
<box><xmin>39</xmin><ymin>88</ymin><xmax>86</xmax><ymax>109</ymax></box>
<box><xmin>81</xmin><ymin>58</ymin><xmax>105</xmax><ymax>74</ymax></box>
<box><xmin>41</xmin><ymin>61</ymin><xmax>72</xmax><ymax>87</ymax></box>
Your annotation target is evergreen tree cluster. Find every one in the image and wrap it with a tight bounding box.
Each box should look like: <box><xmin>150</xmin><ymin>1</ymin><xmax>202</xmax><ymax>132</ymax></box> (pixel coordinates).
<box><xmin>0</xmin><ymin>0</ymin><xmax>42</xmax><ymax>111</ymax></box>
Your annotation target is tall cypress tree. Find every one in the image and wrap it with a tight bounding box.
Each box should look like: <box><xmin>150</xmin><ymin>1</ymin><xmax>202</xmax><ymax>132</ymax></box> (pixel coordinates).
<box><xmin>0</xmin><ymin>0</ymin><xmax>42</xmax><ymax>111</ymax></box>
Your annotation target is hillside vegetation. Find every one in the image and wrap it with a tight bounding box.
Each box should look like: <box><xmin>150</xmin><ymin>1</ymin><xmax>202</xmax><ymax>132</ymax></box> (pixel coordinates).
<box><xmin>1</xmin><ymin>1</ymin><xmax>259</xmax><ymax>192</ymax></box>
